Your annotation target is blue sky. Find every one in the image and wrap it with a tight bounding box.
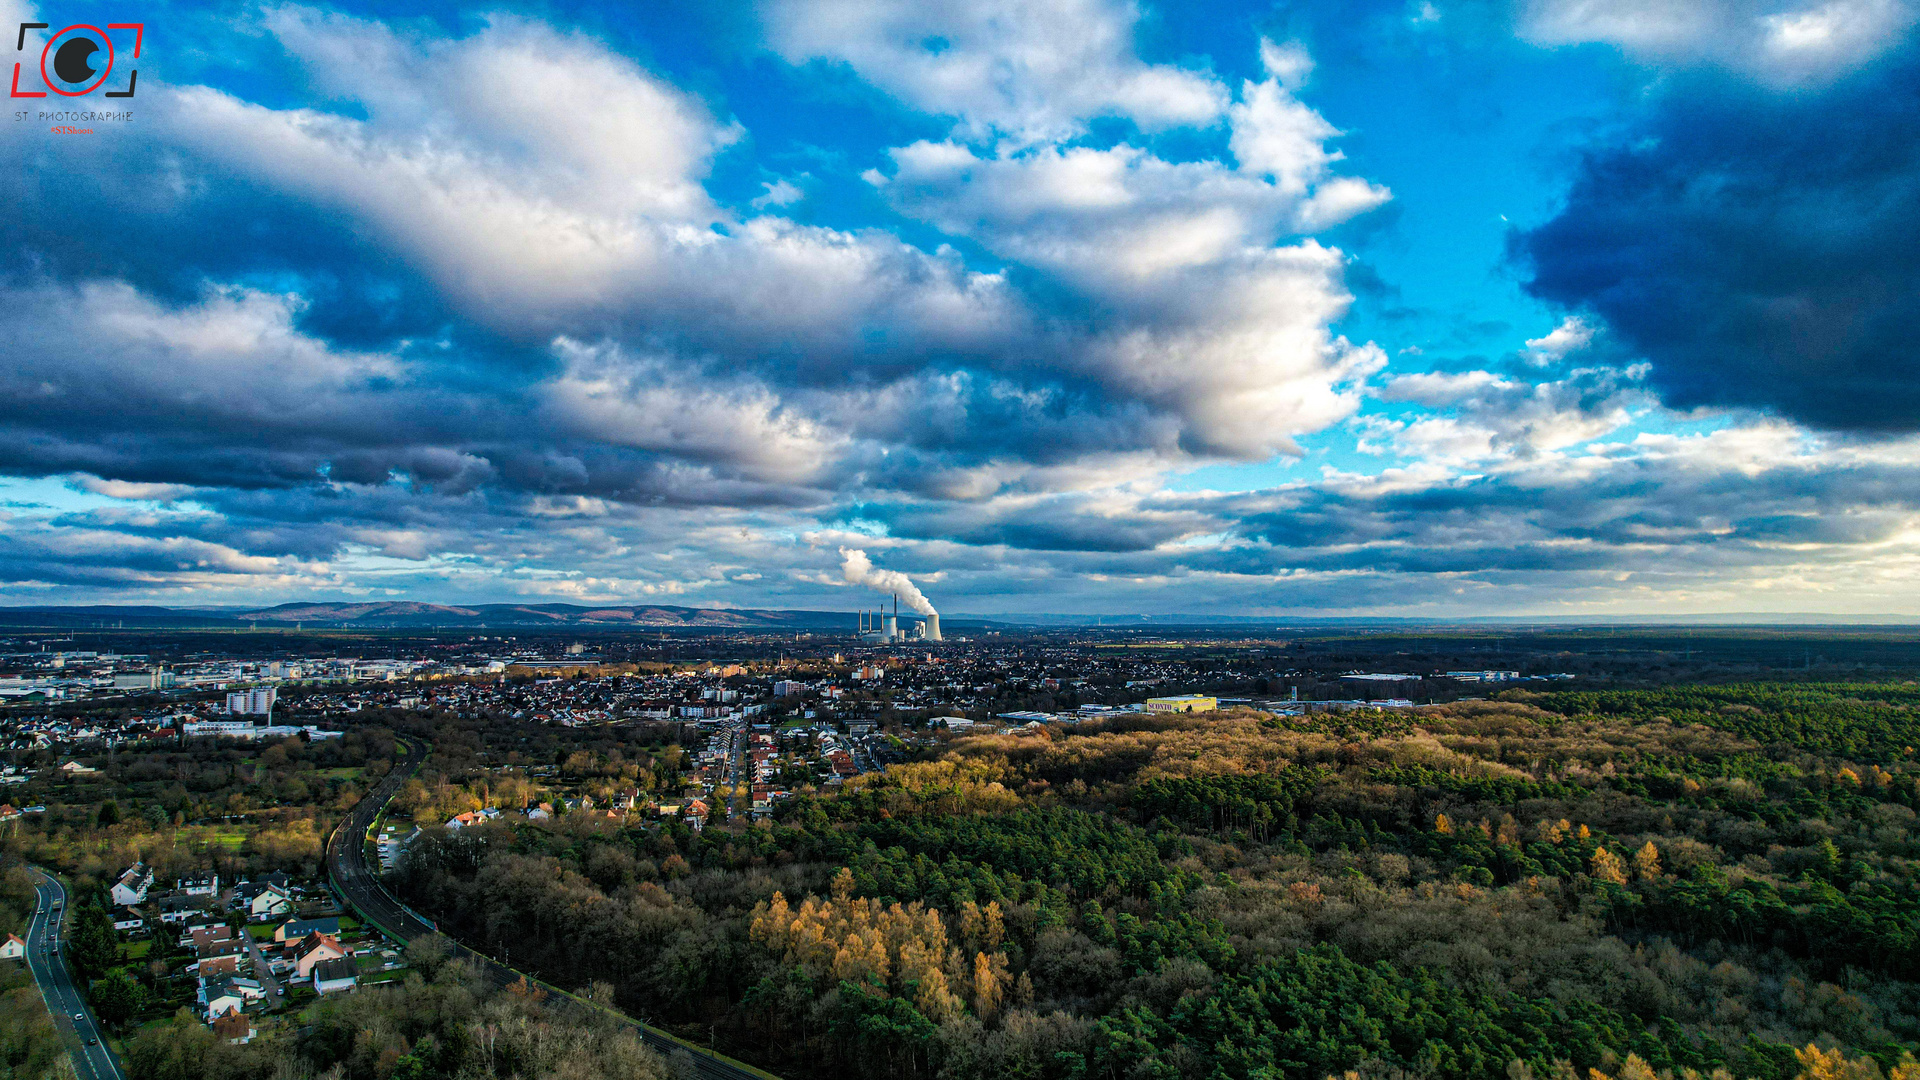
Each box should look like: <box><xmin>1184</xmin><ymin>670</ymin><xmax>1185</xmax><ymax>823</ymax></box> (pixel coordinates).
<box><xmin>4</xmin><ymin>0</ymin><xmax>1920</xmax><ymax>616</ymax></box>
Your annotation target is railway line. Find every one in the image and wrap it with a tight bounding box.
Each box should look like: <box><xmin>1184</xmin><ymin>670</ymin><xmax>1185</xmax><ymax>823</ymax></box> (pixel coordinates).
<box><xmin>325</xmin><ymin>740</ymin><xmax>778</xmax><ymax>1080</ymax></box>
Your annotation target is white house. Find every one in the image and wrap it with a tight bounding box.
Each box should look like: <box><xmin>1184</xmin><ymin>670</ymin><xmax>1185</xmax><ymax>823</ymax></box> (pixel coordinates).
<box><xmin>312</xmin><ymin>956</ymin><xmax>358</xmax><ymax>995</ymax></box>
<box><xmin>111</xmin><ymin>863</ymin><xmax>152</xmax><ymax>906</ymax></box>
<box><xmin>0</xmin><ymin>934</ymin><xmax>24</xmax><ymax>960</ymax></box>
<box><xmin>248</xmin><ymin>884</ymin><xmax>294</xmax><ymax>920</ymax></box>
<box><xmin>177</xmin><ymin>872</ymin><xmax>219</xmax><ymax>897</ymax></box>
<box><xmin>202</xmin><ymin>983</ymin><xmax>244</xmax><ymax>1021</ymax></box>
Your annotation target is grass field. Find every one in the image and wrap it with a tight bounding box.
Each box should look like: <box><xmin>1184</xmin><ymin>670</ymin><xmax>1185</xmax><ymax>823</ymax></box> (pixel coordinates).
<box><xmin>188</xmin><ymin>826</ymin><xmax>248</xmax><ymax>850</ymax></box>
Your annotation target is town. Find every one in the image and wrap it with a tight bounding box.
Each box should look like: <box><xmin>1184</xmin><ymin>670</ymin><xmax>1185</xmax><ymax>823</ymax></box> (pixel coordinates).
<box><xmin>0</xmin><ymin>624</ymin><xmax>1597</xmax><ymax>830</ymax></box>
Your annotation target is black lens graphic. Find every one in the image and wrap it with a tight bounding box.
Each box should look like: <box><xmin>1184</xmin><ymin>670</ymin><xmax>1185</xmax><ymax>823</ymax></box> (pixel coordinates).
<box><xmin>52</xmin><ymin>36</ymin><xmax>96</xmax><ymax>84</ymax></box>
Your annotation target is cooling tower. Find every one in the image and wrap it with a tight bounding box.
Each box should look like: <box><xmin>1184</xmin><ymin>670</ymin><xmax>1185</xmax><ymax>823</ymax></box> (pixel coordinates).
<box><xmin>883</xmin><ymin>614</ymin><xmax>898</xmax><ymax>641</ymax></box>
<box><xmin>925</xmin><ymin>612</ymin><xmax>942</xmax><ymax>642</ymax></box>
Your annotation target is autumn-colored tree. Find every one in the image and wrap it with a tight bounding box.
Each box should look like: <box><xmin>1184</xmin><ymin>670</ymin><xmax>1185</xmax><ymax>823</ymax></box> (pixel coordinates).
<box><xmin>1794</xmin><ymin>1043</ymin><xmax>1886</xmax><ymax>1080</ymax></box>
<box><xmin>1590</xmin><ymin>847</ymin><xmax>1629</xmax><ymax>885</ymax></box>
<box><xmin>749</xmin><ymin>866</ymin><xmax>1002</xmax><ymax>1025</ymax></box>
<box><xmin>1632</xmin><ymin>841</ymin><xmax>1662</xmax><ymax>881</ymax></box>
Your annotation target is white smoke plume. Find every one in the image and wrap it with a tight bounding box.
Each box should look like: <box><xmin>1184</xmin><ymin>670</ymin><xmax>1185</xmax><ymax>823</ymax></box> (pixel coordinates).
<box><xmin>839</xmin><ymin>548</ymin><xmax>937</xmax><ymax>616</ymax></box>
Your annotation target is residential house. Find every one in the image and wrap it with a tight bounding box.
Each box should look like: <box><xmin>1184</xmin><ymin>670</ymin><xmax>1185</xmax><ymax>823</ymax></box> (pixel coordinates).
<box><xmin>189</xmin><ymin>925</ymin><xmax>236</xmax><ymax>951</ymax></box>
<box><xmin>274</xmin><ymin>916</ymin><xmax>339</xmax><ymax>943</ymax></box>
<box><xmin>446</xmin><ymin>808</ymin><xmax>501</xmax><ymax>830</ymax></box>
<box><xmin>233</xmin><ymin>873</ymin><xmax>290</xmax><ymax>910</ymax></box>
<box><xmin>195</xmin><ymin>953</ymin><xmax>242</xmax><ymax>978</ymax></box>
<box><xmin>178</xmin><ymin>913</ymin><xmax>225</xmax><ymax>936</ymax></box>
<box><xmin>177</xmin><ymin>872</ymin><xmax>219</xmax><ymax>897</ymax></box>
<box><xmin>111</xmin><ymin>863</ymin><xmax>152</xmax><ymax>906</ymax></box>
<box><xmin>112</xmin><ymin>909</ymin><xmax>144</xmax><ymax>933</ymax></box>
<box><xmin>0</xmin><ymin>934</ymin><xmax>23</xmax><ymax>960</ymax></box>
<box><xmin>202</xmin><ymin>980</ymin><xmax>245</xmax><ymax>1020</ymax></box>
<box><xmin>157</xmin><ymin>894</ymin><xmax>209</xmax><ymax>925</ymax></box>
<box><xmin>213</xmin><ymin>1013</ymin><xmax>255</xmax><ymax>1044</ymax></box>
<box><xmin>312</xmin><ymin>956</ymin><xmax>358</xmax><ymax>995</ymax></box>
<box><xmin>247</xmin><ymin>884</ymin><xmax>294</xmax><ymax>920</ymax></box>
<box><xmin>293</xmin><ymin>932</ymin><xmax>349</xmax><ymax>979</ymax></box>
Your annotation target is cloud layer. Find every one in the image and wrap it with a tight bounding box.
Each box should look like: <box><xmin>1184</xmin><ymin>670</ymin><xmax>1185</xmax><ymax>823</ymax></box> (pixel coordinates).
<box><xmin>1</xmin><ymin>0</ymin><xmax>1919</xmax><ymax>615</ymax></box>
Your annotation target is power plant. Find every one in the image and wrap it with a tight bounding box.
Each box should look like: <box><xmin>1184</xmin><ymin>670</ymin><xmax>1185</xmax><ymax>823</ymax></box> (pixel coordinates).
<box><xmin>856</xmin><ymin>596</ymin><xmax>941</xmax><ymax>643</ymax></box>
<box><xmin>842</xmin><ymin>548</ymin><xmax>942</xmax><ymax>643</ymax></box>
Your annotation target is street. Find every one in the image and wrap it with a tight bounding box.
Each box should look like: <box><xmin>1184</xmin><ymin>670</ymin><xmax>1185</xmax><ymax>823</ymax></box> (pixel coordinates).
<box><xmin>23</xmin><ymin>868</ymin><xmax>128</xmax><ymax>1080</ymax></box>
<box><xmin>243</xmin><ymin>933</ymin><xmax>283</xmax><ymax>1002</ymax></box>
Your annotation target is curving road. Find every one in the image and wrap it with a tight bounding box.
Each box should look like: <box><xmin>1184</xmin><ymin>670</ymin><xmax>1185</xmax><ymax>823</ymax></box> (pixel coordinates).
<box><xmin>23</xmin><ymin>868</ymin><xmax>127</xmax><ymax>1080</ymax></box>
<box><xmin>326</xmin><ymin>740</ymin><xmax>777</xmax><ymax>1080</ymax></box>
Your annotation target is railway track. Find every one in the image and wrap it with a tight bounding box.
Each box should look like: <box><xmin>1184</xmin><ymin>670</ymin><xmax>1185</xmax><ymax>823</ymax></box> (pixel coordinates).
<box><xmin>325</xmin><ymin>739</ymin><xmax>779</xmax><ymax>1080</ymax></box>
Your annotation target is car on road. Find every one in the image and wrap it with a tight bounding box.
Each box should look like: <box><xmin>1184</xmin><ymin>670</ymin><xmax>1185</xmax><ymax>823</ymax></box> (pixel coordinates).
<box><xmin>86</xmin><ymin>1038</ymin><xmax>96</xmax><ymax>1046</ymax></box>
<box><xmin>72</xmin><ymin>1012</ymin><xmax>83</xmax><ymax>1021</ymax></box>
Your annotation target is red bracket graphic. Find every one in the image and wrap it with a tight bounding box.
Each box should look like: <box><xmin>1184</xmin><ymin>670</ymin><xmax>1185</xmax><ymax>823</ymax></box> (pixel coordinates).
<box><xmin>10</xmin><ymin>61</ymin><xmax>44</xmax><ymax>97</ymax></box>
<box><xmin>106</xmin><ymin>23</ymin><xmax>141</xmax><ymax>58</ymax></box>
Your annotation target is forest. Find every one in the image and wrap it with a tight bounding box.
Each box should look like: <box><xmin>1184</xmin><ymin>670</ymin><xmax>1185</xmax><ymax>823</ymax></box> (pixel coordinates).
<box><xmin>387</xmin><ymin>682</ymin><xmax>1920</xmax><ymax>1080</ymax></box>
<box><xmin>121</xmin><ymin>942</ymin><xmax>672</xmax><ymax>1080</ymax></box>
<box><xmin>0</xmin><ymin>726</ymin><xmax>395</xmax><ymax>899</ymax></box>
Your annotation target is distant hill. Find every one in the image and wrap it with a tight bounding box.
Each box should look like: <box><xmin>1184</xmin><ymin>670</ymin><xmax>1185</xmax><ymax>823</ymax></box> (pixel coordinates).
<box><xmin>0</xmin><ymin>602</ymin><xmax>866</xmax><ymax>630</ymax></box>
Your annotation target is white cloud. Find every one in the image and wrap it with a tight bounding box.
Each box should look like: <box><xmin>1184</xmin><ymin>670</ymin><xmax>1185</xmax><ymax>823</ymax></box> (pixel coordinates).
<box><xmin>68</xmin><ymin>477</ymin><xmax>200</xmax><ymax>503</ymax></box>
<box><xmin>762</xmin><ymin>0</ymin><xmax>1226</xmax><ymax>143</ymax></box>
<box><xmin>751</xmin><ymin>179</ymin><xmax>805</xmax><ymax>209</ymax></box>
<box><xmin>1517</xmin><ymin>0</ymin><xmax>1918</xmax><ymax>81</ymax></box>
<box><xmin>1523</xmin><ymin>316</ymin><xmax>1595</xmax><ymax>364</ymax></box>
<box><xmin>156</xmin><ymin>11</ymin><xmax>1020</xmax><ymax>365</ymax></box>
<box><xmin>1371</xmin><ymin>365</ymin><xmax>1643</xmax><ymax>464</ymax></box>
<box><xmin>541</xmin><ymin>339</ymin><xmax>844</xmax><ymax>486</ymax></box>
<box><xmin>0</xmin><ymin>280</ymin><xmax>398</xmax><ymax>426</ymax></box>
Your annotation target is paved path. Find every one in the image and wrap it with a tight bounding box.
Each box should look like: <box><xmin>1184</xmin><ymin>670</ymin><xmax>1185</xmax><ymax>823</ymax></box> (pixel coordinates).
<box><xmin>23</xmin><ymin>869</ymin><xmax>128</xmax><ymax>1080</ymax></box>
<box><xmin>326</xmin><ymin>741</ymin><xmax>777</xmax><ymax>1080</ymax></box>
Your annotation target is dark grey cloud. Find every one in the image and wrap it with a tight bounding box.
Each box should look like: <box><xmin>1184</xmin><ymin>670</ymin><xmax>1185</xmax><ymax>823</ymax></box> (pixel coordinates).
<box><xmin>1516</xmin><ymin>47</ymin><xmax>1920</xmax><ymax>431</ymax></box>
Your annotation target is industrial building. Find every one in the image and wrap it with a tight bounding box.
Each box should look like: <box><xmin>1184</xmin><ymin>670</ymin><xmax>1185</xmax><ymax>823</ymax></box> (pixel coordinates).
<box><xmin>856</xmin><ymin>603</ymin><xmax>941</xmax><ymax>643</ymax></box>
<box><xmin>227</xmin><ymin>687</ymin><xmax>276</xmax><ymax>716</ymax></box>
<box><xmin>1144</xmin><ymin>695</ymin><xmax>1217</xmax><ymax>714</ymax></box>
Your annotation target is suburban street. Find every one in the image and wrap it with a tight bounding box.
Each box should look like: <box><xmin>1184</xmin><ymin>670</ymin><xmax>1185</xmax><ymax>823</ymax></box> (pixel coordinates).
<box><xmin>23</xmin><ymin>868</ymin><xmax>127</xmax><ymax>1080</ymax></box>
<box><xmin>243</xmin><ymin>933</ymin><xmax>283</xmax><ymax>1002</ymax></box>
<box><xmin>327</xmin><ymin>740</ymin><xmax>774</xmax><ymax>1080</ymax></box>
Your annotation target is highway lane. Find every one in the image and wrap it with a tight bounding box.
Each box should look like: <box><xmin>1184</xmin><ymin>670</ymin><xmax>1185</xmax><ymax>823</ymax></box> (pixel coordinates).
<box><xmin>326</xmin><ymin>740</ymin><xmax>776</xmax><ymax>1080</ymax></box>
<box><xmin>23</xmin><ymin>868</ymin><xmax>128</xmax><ymax>1080</ymax></box>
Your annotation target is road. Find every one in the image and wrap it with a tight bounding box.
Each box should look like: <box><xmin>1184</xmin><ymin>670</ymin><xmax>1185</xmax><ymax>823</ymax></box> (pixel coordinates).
<box><xmin>242</xmin><ymin>933</ymin><xmax>283</xmax><ymax>1002</ymax></box>
<box><xmin>719</xmin><ymin>719</ymin><xmax>747</xmax><ymax>820</ymax></box>
<box><xmin>23</xmin><ymin>869</ymin><xmax>128</xmax><ymax>1080</ymax></box>
<box><xmin>326</xmin><ymin>740</ymin><xmax>777</xmax><ymax>1080</ymax></box>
